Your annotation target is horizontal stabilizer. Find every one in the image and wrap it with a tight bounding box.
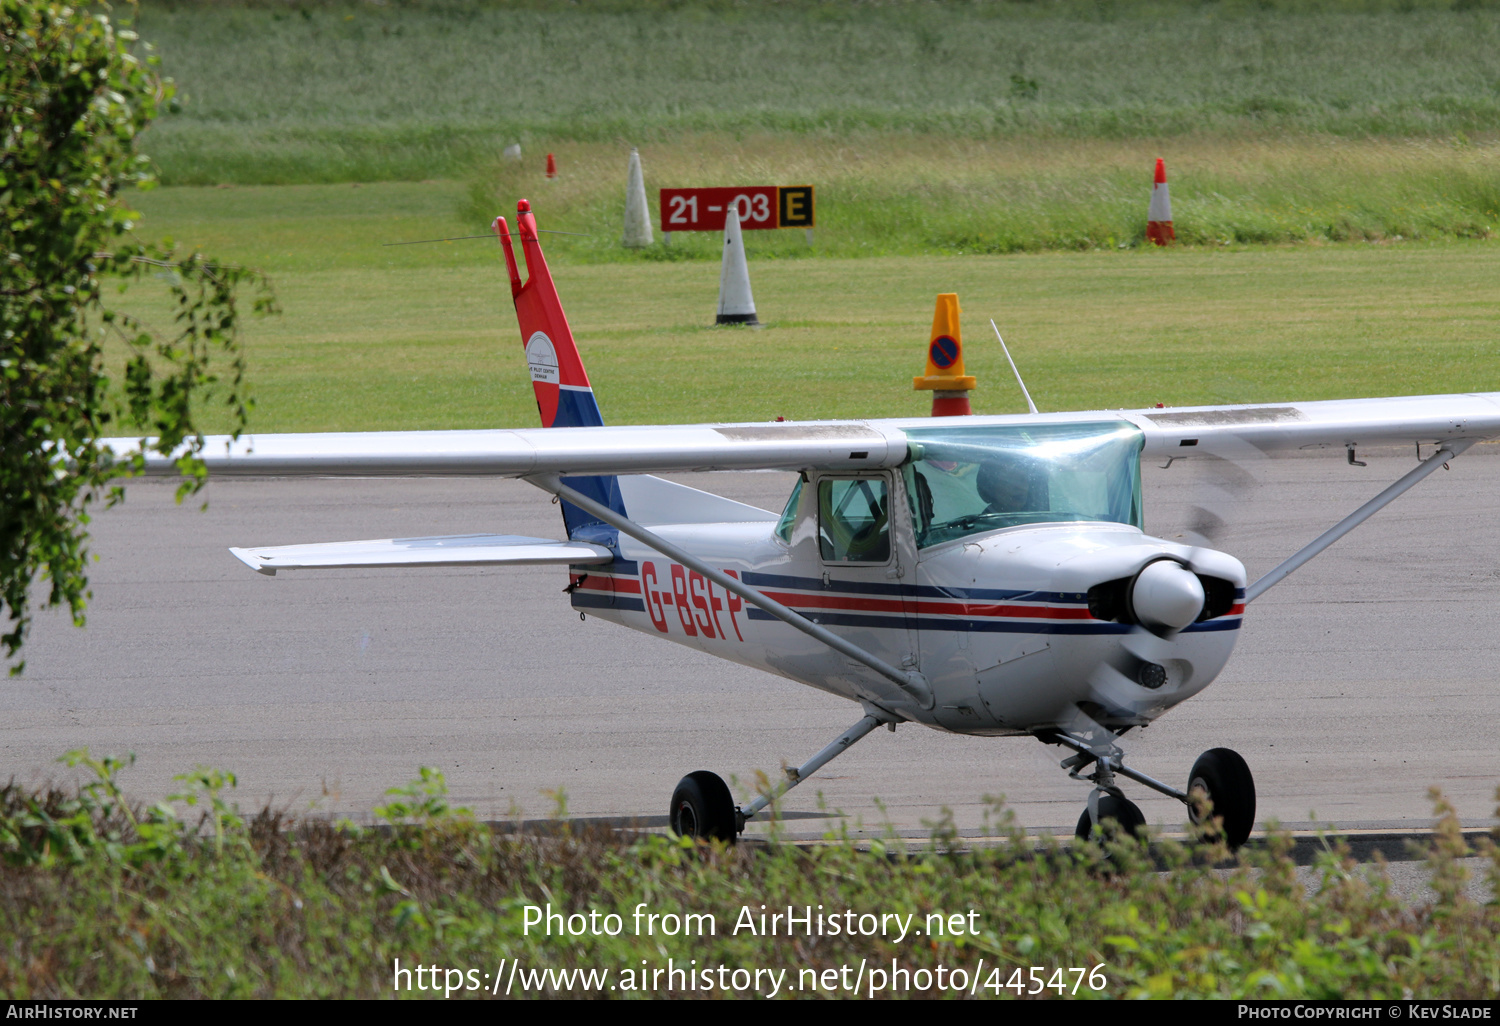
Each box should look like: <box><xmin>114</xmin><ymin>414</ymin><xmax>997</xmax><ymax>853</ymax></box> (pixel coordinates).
<box><xmin>229</xmin><ymin>534</ymin><xmax>614</xmax><ymax>576</ymax></box>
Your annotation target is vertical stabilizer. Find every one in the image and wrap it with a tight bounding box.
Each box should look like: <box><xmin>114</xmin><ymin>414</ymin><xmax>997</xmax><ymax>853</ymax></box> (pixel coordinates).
<box><xmin>494</xmin><ymin>200</ymin><xmax>626</xmax><ymax>540</ymax></box>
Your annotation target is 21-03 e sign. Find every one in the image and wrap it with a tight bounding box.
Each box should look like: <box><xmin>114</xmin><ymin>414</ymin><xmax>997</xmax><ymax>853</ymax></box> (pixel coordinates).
<box><xmin>659</xmin><ymin>185</ymin><xmax>814</xmax><ymax>232</ymax></box>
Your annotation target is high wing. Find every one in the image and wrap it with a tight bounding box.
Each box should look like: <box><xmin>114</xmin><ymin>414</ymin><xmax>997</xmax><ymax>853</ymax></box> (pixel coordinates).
<box><xmin>104</xmin><ymin>392</ymin><xmax>1500</xmax><ymax>479</ymax></box>
<box><xmin>102</xmin><ymin>422</ymin><xmax>906</xmax><ymax>477</ymax></box>
<box><xmin>1124</xmin><ymin>393</ymin><xmax>1497</xmax><ymax>459</ymax></box>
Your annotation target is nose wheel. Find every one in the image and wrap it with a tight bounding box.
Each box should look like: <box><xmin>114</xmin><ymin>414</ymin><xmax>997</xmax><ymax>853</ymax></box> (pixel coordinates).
<box><xmin>1075</xmin><ymin>792</ymin><xmax>1146</xmax><ymax>841</ymax></box>
<box><xmin>1042</xmin><ymin>730</ymin><xmax>1256</xmax><ymax>850</ymax></box>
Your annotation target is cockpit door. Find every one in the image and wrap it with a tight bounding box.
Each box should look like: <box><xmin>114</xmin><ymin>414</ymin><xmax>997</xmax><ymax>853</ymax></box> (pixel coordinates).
<box><xmin>809</xmin><ymin>472</ymin><xmax>921</xmax><ymax>686</ymax></box>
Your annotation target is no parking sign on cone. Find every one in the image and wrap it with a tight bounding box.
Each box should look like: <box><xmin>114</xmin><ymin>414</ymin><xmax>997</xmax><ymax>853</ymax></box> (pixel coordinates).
<box><xmin>1147</xmin><ymin>158</ymin><xmax>1175</xmax><ymax>246</ymax></box>
<box><xmin>913</xmin><ymin>293</ymin><xmax>976</xmax><ymax>417</ymax></box>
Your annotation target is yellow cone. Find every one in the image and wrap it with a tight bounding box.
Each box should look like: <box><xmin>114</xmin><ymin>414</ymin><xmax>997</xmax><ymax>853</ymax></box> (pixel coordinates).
<box><xmin>913</xmin><ymin>293</ymin><xmax>977</xmax><ymax>391</ymax></box>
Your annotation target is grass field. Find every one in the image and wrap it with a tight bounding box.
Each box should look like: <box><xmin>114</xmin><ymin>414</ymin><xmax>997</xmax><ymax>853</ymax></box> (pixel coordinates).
<box><xmin>467</xmin><ymin>134</ymin><xmax>1500</xmax><ymax>259</ymax></box>
<box><xmin>106</xmin><ymin>1</ymin><xmax>1500</xmax><ymax>269</ymax></box>
<box><xmin>93</xmin><ymin>0</ymin><xmax>1500</xmax><ymax>433</ymax></box>
<box><xmin>133</xmin><ymin>1</ymin><xmax>1500</xmax><ymax>185</ymax></box>
<box><xmin>120</xmin><ymin>180</ymin><xmax>1500</xmax><ymax>434</ymax></box>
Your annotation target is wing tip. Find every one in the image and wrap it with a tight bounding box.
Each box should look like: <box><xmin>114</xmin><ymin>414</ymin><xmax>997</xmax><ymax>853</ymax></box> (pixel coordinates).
<box><xmin>229</xmin><ymin>547</ymin><xmax>276</xmax><ymax>576</ymax></box>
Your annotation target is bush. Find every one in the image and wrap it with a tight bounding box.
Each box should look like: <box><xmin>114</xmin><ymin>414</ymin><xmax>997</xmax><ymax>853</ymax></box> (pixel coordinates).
<box><xmin>0</xmin><ymin>751</ymin><xmax>1495</xmax><ymax>998</ymax></box>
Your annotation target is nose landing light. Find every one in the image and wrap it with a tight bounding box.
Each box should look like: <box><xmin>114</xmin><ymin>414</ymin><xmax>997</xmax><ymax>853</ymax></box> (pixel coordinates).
<box><xmin>1130</xmin><ymin>560</ymin><xmax>1206</xmax><ymax>631</ymax></box>
<box><xmin>1136</xmin><ymin>662</ymin><xmax>1168</xmax><ymax>689</ymax></box>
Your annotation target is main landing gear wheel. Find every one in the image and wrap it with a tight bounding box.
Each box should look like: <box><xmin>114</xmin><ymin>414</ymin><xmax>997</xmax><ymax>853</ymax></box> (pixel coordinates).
<box><xmin>1187</xmin><ymin>748</ymin><xmax>1256</xmax><ymax>850</ymax></box>
<box><xmin>1074</xmin><ymin>793</ymin><xmax>1146</xmax><ymax>842</ymax></box>
<box><xmin>669</xmin><ymin>770</ymin><xmax>737</xmax><ymax>843</ymax></box>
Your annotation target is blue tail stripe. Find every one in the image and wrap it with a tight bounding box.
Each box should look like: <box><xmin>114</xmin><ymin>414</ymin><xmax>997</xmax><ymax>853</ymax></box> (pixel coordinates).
<box><xmin>551</xmin><ymin>386</ymin><xmax>626</xmax><ymax>539</ymax></box>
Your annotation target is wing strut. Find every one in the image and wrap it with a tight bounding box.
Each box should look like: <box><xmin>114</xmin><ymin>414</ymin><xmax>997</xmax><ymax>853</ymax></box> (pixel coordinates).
<box><xmin>530</xmin><ymin>474</ymin><xmax>935</xmax><ymax>710</ymax></box>
<box><xmin>1246</xmin><ymin>440</ymin><xmax>1473</xmax><ymax>603</ymax></box>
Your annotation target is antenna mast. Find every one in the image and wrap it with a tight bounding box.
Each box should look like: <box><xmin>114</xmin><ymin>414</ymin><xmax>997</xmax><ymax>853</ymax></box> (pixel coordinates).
<box><xmin>991</xmin><ymin>319</ymin><xmax>1039</xmax><ymax>414</ymax></box>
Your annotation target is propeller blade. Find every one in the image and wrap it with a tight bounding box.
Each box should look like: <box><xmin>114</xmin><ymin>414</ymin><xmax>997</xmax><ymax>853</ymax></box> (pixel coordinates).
<box><xmin>1153</xmin><ymin>433</ymin><xmax>1267</xmax><ymax>553</ymax></box>
<box><xmin>1077</xmin><ymin>661</ymin><xmax>1168</xmax><ymax>725</ymax></box>
<box><xmin>1184</xmin><ymin>504</ymin><xmax>1228</xmax><ymax>547</ymax></box>
<box><xmin>1059</xmin><ymin>698</ymin><xmax>1130</xmax><ymax>751</ymax></box>
<box><xmin>1119</xmin><ymin>625</ymin><xmax>1178</xmax><ymax>665</ymax></box>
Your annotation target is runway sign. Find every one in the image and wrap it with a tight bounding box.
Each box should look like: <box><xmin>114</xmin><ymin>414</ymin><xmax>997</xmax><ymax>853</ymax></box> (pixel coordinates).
<box><xmin>659</xmin><ymin>186</ymin><xmax>815</xmax><ymax>232</ymax></box>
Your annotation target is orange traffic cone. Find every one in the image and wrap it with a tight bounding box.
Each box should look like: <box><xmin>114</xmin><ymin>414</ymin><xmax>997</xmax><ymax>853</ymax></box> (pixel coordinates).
<box><xmin>1146</xmin><ymin>157</ymin><xmax>1174</xmax><ymax>246</ymax></box>
<box><xmin>545</xmin><ymin>153</ymin><xmax>557</xmax><ymax>179</ymax></box>
<box><xmin>913</xmin><ymin>293</ymin><xmax>977</xmax><ymax>417</ymax></box>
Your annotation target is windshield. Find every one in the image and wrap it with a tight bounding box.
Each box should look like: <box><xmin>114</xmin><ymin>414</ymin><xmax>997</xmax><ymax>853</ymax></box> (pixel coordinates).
<box><xmin>774</xmin><ymin>477</ymin><xmax>802</xmax><ymax>543</ymax></box>
<box><xmin>901</xmin><ymin>422</ymin><xmax>1143</xmax><ymax>548</ymax></box>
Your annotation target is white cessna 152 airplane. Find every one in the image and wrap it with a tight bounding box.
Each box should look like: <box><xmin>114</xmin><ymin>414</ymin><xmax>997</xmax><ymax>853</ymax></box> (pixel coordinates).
<box><xmin>110</xmin><ymin>200</ymin><xmax>1500</xmax><ymax>848</ymax></box>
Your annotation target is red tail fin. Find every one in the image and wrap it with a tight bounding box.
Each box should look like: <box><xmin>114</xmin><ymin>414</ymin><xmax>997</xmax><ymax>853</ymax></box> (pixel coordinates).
<box><xmin>493</xmin><ymin>199</ymin><xmax>601</xmax><ymax>430</ymax></box>
<box><xmin>493</xmin><ymin>200</ymin><xmax>623</xmax><ymax>540</ymax></box>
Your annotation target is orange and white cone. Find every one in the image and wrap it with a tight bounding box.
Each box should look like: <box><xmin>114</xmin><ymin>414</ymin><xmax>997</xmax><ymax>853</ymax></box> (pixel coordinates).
<box><xmin>545</xmin><ymin>152</ymin><xmax>557</xmax><ymax>179</ymax></box>
<box><xmin>1146</xmin><ymin>157</ymin><xmax>1174</xmax><ymax>246</ymax></box>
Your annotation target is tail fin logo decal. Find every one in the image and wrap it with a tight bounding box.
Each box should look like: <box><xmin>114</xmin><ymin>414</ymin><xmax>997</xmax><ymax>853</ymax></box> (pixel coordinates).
<box><xmin>525</xmin><ymin>332</ymin><xmax>560</xmax><ymax>385</ymax></box>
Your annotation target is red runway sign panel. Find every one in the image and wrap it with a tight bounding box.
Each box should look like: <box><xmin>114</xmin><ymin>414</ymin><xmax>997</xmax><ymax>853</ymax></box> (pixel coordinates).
<box><xmin>659</xmin><ymin>186</ymin><xmax>814</xmax><ymax>232</ymax></box>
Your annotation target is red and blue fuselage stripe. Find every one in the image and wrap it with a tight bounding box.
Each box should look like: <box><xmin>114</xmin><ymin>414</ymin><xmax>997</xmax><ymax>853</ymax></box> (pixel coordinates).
<box><xmin>566</xmin><ymin>564</ymin><xmax>1243</xmax><ymax>633</ymax></box>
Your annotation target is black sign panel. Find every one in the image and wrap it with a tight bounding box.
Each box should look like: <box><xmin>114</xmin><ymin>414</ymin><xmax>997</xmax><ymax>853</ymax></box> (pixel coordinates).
<box><xmin>778</xmin><ymin>185</ymin><xmax>815</xmax><ymax>228</ymax></box>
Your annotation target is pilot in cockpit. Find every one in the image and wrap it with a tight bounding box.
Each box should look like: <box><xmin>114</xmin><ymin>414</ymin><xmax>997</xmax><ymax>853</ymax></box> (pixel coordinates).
<box><xmin>976</xmin><ymin>454</ymin><xmax>1038</xmax><ymax>515</ymax></box>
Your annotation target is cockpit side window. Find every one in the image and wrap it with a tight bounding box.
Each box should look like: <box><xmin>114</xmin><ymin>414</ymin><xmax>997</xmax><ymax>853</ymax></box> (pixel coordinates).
<box><xmin>818</xmin><ymin>478</ymin><xmax>890</xmax><ymax>563</ymax></box>
<box><xmin>774</xmin><ymin>477</ymin><xmax>803</xmax><ymax>544</ymax></box>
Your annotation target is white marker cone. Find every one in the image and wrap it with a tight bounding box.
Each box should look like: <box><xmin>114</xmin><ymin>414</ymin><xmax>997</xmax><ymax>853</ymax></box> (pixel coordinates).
<box><xmin>621</xmin><ymin>147</ymin><xmax>653</xmax><ymax>249</ymax></box>
<box><xmin>716</xmin><ymin>210</ymin><xmax>759</xmax><ymax>325</ymax></box>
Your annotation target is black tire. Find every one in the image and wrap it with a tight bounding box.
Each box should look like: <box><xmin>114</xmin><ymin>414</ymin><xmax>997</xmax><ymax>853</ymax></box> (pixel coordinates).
<box><xmin>669</xmin><ymin>770</ymin><xmax>737</xmax><ymax>843</ymax></box>
<box><xmin>1074</xmin><ymin>793</ymin><xmax>1146</xmax><ymax>842</ymax></box>
<box><xmin>1188</xmin><ymin>748</ymin><xmax>1256</xmax><ymax>850</ymax></box>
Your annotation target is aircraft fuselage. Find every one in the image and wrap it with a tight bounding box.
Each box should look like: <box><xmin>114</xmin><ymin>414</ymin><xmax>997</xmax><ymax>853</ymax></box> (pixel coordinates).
<box><xmin>570</xmin><ymin>469</ymin><xmax>1246</xmax><ymax>735</ymax></box>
